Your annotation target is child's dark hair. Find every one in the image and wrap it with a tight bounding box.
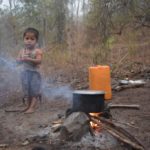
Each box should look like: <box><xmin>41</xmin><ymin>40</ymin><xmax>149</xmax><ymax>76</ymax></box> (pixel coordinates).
<box><xmin>23</xmin><ymin>27</ymin><xmax>39</xmax><ymax>40</ymax></box>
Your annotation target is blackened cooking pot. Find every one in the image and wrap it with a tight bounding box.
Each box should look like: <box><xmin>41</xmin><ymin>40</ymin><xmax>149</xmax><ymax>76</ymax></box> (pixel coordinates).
<box><xmin>72</xmin><ymin>90</ymin><xmax>105</xmax><ymax>113</ymax></box>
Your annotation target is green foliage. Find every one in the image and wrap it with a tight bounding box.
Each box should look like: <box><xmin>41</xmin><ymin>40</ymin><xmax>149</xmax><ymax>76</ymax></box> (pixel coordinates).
<box><xmin>105</xmin><ymin>36</ymin><xmax>116</xmax><ymax>49</ymax></box>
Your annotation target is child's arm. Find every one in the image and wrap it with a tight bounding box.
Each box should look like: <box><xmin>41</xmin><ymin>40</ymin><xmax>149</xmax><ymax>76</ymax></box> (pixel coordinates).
<box><xmin>22</xmin><ymin>49</ymin><xmax>43</xmax><ymax>64</ymax></box>
<box><xmin>16</xmin><ymin>50</ymin><xmax>24</xmax><ymax>63</ymax></box>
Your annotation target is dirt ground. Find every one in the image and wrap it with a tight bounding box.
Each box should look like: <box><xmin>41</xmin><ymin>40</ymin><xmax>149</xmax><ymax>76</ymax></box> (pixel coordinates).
<box><xmin>0</xmin><ymin>68</ymin><xmax>150</xmax><ymax>150</ymax></box>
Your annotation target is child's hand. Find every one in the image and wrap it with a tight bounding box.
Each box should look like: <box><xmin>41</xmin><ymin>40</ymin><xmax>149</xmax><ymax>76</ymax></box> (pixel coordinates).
<box><xmin>16</xmin><ymin>56</ymin><xmax>29</xmax><ymax>62</ymax></box>
<box><xmin>16</xmin><ymin>57</ymin><xmax>23</xmax><ymax>62</ymax></box>
<box><xmin>21</xmin><ymin>53</ymin><xmax>30</xmax><ymax>61</ymax></box>
<box><xmin>22</xmin><ymin>56</ymin><xmax>30</xmax><ymax>61</ymax></box>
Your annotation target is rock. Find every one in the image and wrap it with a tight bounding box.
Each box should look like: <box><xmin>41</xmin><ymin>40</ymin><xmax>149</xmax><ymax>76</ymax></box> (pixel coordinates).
<box><xmin>25</xmin><ymin>126</ymin><xmax>51</xmax><ymax>143</ymax></box>
<box><xmin>59</xmin><ymin>112</ymin><xmax>90</xmax><ymax>141</ymax></box>
<box><xmin>21</xmin><ymin>140</ymin><xmax>30</xmax><ymax>146</ymax></box>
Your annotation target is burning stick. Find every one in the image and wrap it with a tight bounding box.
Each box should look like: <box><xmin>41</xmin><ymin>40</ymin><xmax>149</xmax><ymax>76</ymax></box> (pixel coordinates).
<box><xmin>90</xmin><ymin>120</ymin><xmax>103</xmax><ymax>132</ymax></box>
<box><xmin>112</xmin><ymin>119</ymin><xmax>138</xmax><ymax>129</ymax></box>
<box><xmin>89</xmin><ymin>113</ymin><xmax>103</xmax><ymax>132</ymax></box>
<box><xmin>91</xmin><ymin>117</ymin><xmax>145</xmax><ymax>150</ymax></box>
<box><xmin>52</xmin><ymin>120</ymin><xmax>63</xmax><ymax>125</ymax></box>
<box><xmin>99</xmin><ymin>117</ymin><xmax>145</xmax><ymax>148</ymax></box>
<box><xmin>51</xmin><ymin>119</ymin><xmax>64</xmax><ymax>133</ymax></box>
<box><xmin>105</xmin><ymin>127</ymin><xmax>144</xmax><ymax>150</ymax></box>
<box><xmin>51</xmin><ymin>124</ymin><xmax>62</xmax><ymax>132</ymax></box>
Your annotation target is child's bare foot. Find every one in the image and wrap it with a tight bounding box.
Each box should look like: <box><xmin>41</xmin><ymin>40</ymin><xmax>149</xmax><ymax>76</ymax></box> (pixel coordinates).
<box><xmin>24</xmin><ymin>98</ymin><xmax>37</xmax><ymax>114</ymax></box>
<box><xmin>21</xmin><ymin>107</ymin><xmax>29</xmax><ymax>112</ymax></box>
<box><xmin>17</xmin><ymin>103</ymin><xmax>27</xmax><ymax>107</ymax></box>
<box><xmin>24</xmin><ymin>108</ymin><xmax>35</xmax><ymax>114</ymax></box>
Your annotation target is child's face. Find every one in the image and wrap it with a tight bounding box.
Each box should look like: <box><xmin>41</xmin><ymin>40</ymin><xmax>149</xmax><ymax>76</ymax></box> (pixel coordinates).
<box><xmin>23</xmin><ymin>32</ymin><xmax>37</xmax><ymax>49</ymax></box>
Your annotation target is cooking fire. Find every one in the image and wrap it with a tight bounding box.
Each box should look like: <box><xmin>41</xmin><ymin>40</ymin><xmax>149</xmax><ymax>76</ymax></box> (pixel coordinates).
<box><xmin>52</xmin><ymin>89</ymin><xmax>145</xmax><ymax>150</ymax></box>
<box><xmin>89</xmin><ymin>113</ymin><xmax>103</xmax><ymax>132</ymax></box>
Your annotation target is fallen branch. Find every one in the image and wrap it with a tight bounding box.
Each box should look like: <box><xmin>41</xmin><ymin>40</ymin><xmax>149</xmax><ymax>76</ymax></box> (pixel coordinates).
<box><xmin>113</xmin><ymin>83</ymin><xmax>145</xmax><ymax>91</ymax></box>
<box><xmin>105</xmin><ymin>127</ymin><xmax>144</xmax><ymax>150</ymax></box>
<box><xmin>108</xmin><ymin>104</ymin><xmax>140</xmax><ymax>109</ymax></box>
<box><xmin>91</xmin><ymin>117</ymin><xmax>145</xmax><ymax>150</ymax></box>
<box><xmin>99</xmin><ymin>117</ymin><xmax>144</xmax><ymax>147</ymax></box>
<box><xmin>52</xmin><ymin>120</ymin><xmax>63</xmax><ymax>125</ymax></box>
<box><xmin>51</xmin><ymin>124</ymin><xmax>62</xmax><ymax>132</ymax></box>
<box><xmin>112</xmin><ymin>119</ymin><xmax>138</xmax><ymax>129</ymax></box>
<box><xmin>0</xmin><ymin>144</ymin><xmax>9</xmax><ymax>148</ymax></box>
<box><xmin>5</xmin><ymin>109</ymin><xmax>23</xmax><ymax>112</ymax></box>
<box><xmin>113</xmin><ymin>53</ymin><xmax>129</xmax><ymax>73</ymax></box>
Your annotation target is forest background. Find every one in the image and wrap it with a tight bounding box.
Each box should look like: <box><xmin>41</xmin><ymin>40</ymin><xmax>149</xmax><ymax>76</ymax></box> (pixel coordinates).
<box><xmin>0</xmin><ymin>0</ymin><xmax>149</xmax><ymax>81</ymax></box>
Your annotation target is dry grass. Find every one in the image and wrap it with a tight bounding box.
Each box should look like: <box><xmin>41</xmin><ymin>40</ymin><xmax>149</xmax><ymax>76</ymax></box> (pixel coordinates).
<box><xmin>42</xmin><ymin>27</ymin><xmax>150</xmax><ymax>81</ymax></box>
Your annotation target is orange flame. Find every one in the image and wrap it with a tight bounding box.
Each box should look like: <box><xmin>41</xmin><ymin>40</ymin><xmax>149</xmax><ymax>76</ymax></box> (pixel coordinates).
<box><xmin>89</xmin><ymin>112</ymin><xmax>102</xmax><ymax>117</ymax></box>
<box><xmin>90</xmin><ymin>121</ymin><xmax>99</xmax><ymax>128</ymax></box>
<box><xmin>89</xmin><ymin>113</ymin><xmax>103</xmax><ymax>132</ymax></box>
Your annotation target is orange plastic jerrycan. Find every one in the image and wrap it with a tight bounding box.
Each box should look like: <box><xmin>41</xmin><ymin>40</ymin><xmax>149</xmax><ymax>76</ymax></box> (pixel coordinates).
<box><xmin>89</xmin><ymin>65</ymin><xmax>112</xmax><ymax>100</ymax></box>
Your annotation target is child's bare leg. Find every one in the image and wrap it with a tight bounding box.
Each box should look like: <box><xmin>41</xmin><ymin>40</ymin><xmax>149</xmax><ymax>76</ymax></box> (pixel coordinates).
<box><xmin>24</xmin><ymin>97</ymin><xmax>37</xmax><ymax>113</ymax></box>
<box><xmin>22</xmin><ymin>97</ymin><xmax>32</xmax><ymax>112</ymax></box>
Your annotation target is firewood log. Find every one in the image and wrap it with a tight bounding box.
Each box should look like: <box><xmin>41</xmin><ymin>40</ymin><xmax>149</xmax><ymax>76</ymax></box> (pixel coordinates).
<box><xmin>108</xmin><ymin>104</ymin><xmax>140</xmax><ymax>109</ymax></box>
<box><xmin>91</xmin><ymin>117</ymin><xmax>145</xmax><ymax>150</ymax></box>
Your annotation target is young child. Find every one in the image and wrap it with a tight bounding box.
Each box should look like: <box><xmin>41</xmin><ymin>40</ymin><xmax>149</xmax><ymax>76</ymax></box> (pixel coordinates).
<box><xmin>17</xmin><ymin>27</ymin><xmax>43</xmax><ymax>114</ymax></box>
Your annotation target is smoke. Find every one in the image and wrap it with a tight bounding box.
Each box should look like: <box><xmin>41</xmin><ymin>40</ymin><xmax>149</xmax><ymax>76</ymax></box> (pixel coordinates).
<box><xmin>0</xmin><ymin>56</ymin><xmax>21</xmax><ymax>105</ymax></box>
<box><xmin>42</xmin><ymin>81</ymin><xmax>73</xmax><ymax>101</ymax></box>
<box><xmin>0</xmin><ymin>56</ymin><xmax>73</xmax><ymax>101</ymax></box>
<box><xmin>0</xmin><ymin>56</ymin><xmax>19</xmax><ymax>72</ymax></box>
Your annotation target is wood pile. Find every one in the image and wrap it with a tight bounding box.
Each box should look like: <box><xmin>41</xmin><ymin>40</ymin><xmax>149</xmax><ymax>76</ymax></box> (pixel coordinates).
<box><xmin>51</xmin><ymin>112</ymin><xmax>145</xmax><ymax>150</ymax></box>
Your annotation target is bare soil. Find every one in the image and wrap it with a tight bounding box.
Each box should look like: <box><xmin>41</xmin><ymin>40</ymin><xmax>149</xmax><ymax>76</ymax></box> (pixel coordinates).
<box><xmin>0</xmin><ymin>68</ymin><xmax>150</xmax><ymax>150</ymax></box>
